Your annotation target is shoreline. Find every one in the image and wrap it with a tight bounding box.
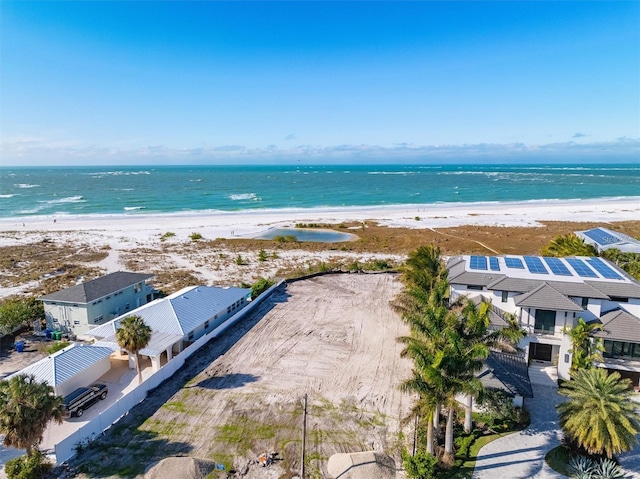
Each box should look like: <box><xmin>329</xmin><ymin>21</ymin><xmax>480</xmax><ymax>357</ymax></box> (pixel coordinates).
<box><xmin>1</xmin><ymin>197</ymin><xmax>639</xmax><ymax>242</ymax></box>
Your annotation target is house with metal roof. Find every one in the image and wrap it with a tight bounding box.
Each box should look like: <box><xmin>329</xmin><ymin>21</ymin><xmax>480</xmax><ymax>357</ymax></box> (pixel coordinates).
<box><xmin>575</xmin><ymin>227</ymin><xmax>640</xmax><ymax>253</ymax></box>
<box><xmin>40</xmin><ymin>271</ymin><xmax>154</xmax><ymax>337</ymax></box>
<box><xmin>447</xmin><ymin>254</ymin><xmax>640</xmax><ymax>383</ymax></box>
<box><xmin>6</xmin><ymin>344</ymin><xmax>113</xmax><ymax>396</ymax></box>
<box><xmin>86</xmin><ymin>285</ymin><xmax>251</xmax><ymax>373</ymax></box>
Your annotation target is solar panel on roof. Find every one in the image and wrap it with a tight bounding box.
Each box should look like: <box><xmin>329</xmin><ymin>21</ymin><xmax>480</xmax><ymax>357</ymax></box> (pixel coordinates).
<box><xmin>505</xmin><ymin>257</ymin><xmax>524</xmax><ymax>269</ymax></box>
<box><xmin>586</xmin><ymin>257</ymin><xmax>623</xmax><ymax>280</ymax></box>
<box><xmin>469</xmin><ymin>255</ymin><xmax>488</xmax><ymax>270</ymax></box>
<box><xmin>489</xmin><ymin>257</ymin><xmax>500</xmax><ymax>271</ymax></box>
<box><xmin>566</xmin><ymin>258</ymin><xmax>598</xmax><ymax>278</ymax></box>
<box><xmin>583</xmin><ymin>228</ymin><xmax>621</xmax><ymax>246</ymax></box>
<box><xmin>523</xmin><ymin>256</ymin><xmax>549</xmax><ymax>274</ymax></box>
<box><xmin>543</xmin><ymin>257</ymin><xmax>573</xmax><ymax>276</ymax></box>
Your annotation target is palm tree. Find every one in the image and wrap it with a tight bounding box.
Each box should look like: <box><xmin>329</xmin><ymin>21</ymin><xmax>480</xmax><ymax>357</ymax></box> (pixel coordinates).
<box><xmin>400</xmin><ymin>244</ymin><xmax>447</xmax><ymax>292</ymax></box>
<box><xmin>399</xmin><ymin>340</ymin><xmax>448</xmax><ymax>454</ymax></box>
<box><xmin>564</xmin><ymin>317</ymin><xmax>604</xmax><ymax>375</ymax></box>
<box><xmin>0</xmin><ymin>375</ymin><xmax>63</xmax><ymax>457</ymax></box>
<box><xmin>542</xmin><ymin>233</ymin><xmax>598</xmax><ymax>257</ymax></box>
<box><xmin>116</xmin><ymin>315</ymin><xmax>152</xmax><ymax>384</ymax></box>
<box><xmin>456</xmin><ymin>300</ymin><xmax>525</xmax><ymax>433</ymax></box>
<box><xmin>557</xmin><ymin>368</ymin><xmax>640</xmax><ymax>458</ymax></box>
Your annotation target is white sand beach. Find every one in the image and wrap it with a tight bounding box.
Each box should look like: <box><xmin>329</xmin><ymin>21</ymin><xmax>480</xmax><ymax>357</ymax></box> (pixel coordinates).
<box><xmin>1</xmin><ymin>197</ymin><xmax>638</xmax><ymax>300</ymax></box>
<box><xmin>1</xmin><ymin>197</ymin><xmax>639</xmax><ymax>243</ymax></box>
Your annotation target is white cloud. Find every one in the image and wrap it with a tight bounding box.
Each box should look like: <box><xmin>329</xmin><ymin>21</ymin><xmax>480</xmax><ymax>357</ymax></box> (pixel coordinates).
<box><xmin>1</xmin><ymin>137</ymin><xmax>638</xmax><ymax>166</ymax></box>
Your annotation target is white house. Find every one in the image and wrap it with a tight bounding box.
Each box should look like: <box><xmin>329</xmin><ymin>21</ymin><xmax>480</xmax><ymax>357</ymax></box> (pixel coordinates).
<box><xmin>40</xmin><ymin>272</ymin><xmax>154</xmax><ymax>336</ymax></box>
<box><xmin>575</xmin><ymin>227</ymin><xmax>640</xmax><ymax>254</ymax></box>
<box><xmin>86</xmin><ymin>285</ymin><xmax>251</xmax><ymax>373</ymax></box>
<box><xmin>6</xmin><ymin>344</ymin><xmax>113</xmax><ymax>396</ymax></box>
<box><xmin>447</xmin><ymin>255</ymin><xmax>640</xmax><ymax>383</ymax></box>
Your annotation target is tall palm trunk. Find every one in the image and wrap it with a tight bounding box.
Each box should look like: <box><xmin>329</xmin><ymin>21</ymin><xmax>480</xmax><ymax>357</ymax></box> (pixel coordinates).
<box><xmin>426</xmin><ymin>416</ymin><xmax>434</xmax><ymax>454</ymax></box>
<box><xmin>464</xmin><ymin>395</ymin><xmax>473</xmax><ymax>433</ymax></box>
<box><xmin>433</xmin><ymin>404</ymin><xmax>441</xmax><ymax>438</ymax></box>
<box><xmin>134</xmin><ymin>352</ymin><xmax>143</xmax><ymax>384</ymax></box>
<box><xmin>444</xmin><ymin>407</ymin><xmax>455</xmax><ymax>457</ymax></box>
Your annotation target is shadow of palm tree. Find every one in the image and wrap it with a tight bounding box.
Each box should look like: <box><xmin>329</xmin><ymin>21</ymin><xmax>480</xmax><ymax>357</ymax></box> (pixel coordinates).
<box><xmin>195</xmin><ymin>373</ymin><xmax>259</xmax><ymax>390</ymax></box>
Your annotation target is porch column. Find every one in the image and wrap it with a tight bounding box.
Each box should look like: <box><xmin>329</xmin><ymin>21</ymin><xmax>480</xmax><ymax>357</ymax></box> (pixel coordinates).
<box><xmin>151</xmin><ymin>355</ymin><xmax>161</xmax><ymax>372</ymax></box>
<box><xmin>166</xmin><ymin>346</ymin><xmax>173</xmax><ymax>361</ymax></box>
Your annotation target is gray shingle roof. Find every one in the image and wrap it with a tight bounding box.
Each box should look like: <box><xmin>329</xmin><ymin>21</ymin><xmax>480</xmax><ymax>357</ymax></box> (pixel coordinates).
<box><xmin>514</xmin><ymin>283</ymin><xmax>584</xmax><ymax>312</ymax></box>
<box><xmin>477</xmin><ymin>351</ymin><xmax>533</xmax><ymax>398</ymax></box>
<box><xmin>593</xmin><ymin>309</ymin><xmax>640</xmax><ymax>343</ymax></box>
<box><xmin>586</xmin><ymin>281</ymin><xmax>640</xmax><ymax>299</ymax></box>
<box><xmin>40</xmin><ymin>272</ymin><xmax>153</xmax><ymax>304</ymax></box>
<box><xmin>487</xmin><ymin>277</ymin><xmax>609</xmax><ymax>299</ymax></box>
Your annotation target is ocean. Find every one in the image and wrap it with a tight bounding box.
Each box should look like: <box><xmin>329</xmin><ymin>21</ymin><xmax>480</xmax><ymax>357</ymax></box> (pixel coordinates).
<box><xmin>0</xmin><ymin>164</ymin><xmax>639</xmax><ymax>219</ymax></box>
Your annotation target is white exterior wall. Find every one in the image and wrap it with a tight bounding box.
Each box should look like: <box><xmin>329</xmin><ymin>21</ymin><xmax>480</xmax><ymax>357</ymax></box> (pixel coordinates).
<box><xmin>56</xmin><ymin>356</ymin><xmax>111</xmax><ymax>397</ymax></box>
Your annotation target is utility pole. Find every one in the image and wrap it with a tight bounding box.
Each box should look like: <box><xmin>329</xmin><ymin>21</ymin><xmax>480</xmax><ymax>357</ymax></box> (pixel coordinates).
<box><xmin>301</xmin><ymin>393</ymin><xmax>307</xmax><ymax>479</ymax></box>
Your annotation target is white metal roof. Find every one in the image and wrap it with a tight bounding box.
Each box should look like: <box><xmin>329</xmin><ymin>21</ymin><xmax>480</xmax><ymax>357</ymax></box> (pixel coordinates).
<box><xmin>94</xmin><ymin>330</ymin><xmax>183</xmax><ymax>357</ymax></box>
<box><xmin>7</xmin><ymin>344</ymin><xmax>113</xmax><ymax>386</ymax></box>
<box><xmin>87</xmin><ymin>285</ymin><xmax>250</xmax><ymax>339</ymax></box>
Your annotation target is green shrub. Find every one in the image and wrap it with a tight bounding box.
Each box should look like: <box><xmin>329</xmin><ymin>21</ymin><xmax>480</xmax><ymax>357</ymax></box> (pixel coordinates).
<box><xmin>402</xmin><ymin>450</ymin><xmax>438</xmax><ymax>479</ymax></box>
<box><xmin>5</xmin><ymin>451</ymin><xmax>52</xmax><ymax>479</ymax></box>
<box><xmin>46</xmin><ymin>341</ymin><xmax>68</xmax><ymax>355</ymax></box>
<box><xmin>189</xmin><ymin>232</ymin><xmax>203</xmax><ymax>241</ymax></box>
<box><xmin>160</xmin><ymin>231</ymin><xmax>175</xmax><ymax>241</ymax></box>
<box><xmin>251</xmin><ymin>277</ymin><xmax>275</xmax><ymax>300</ymax></box>
<box><xmin>258</xmin><ymin>249</ymin><xmax>268</xmax><ymax>262</ymax></box>
<box><xmin>236</xmin><ymin>255</ymin><xmax>245</xmax><ymax>265</ymax></box>
<box><xmin>454</xmin><ymin>434</ymin><xmax>476</xmax><ymax>458</ymax></box>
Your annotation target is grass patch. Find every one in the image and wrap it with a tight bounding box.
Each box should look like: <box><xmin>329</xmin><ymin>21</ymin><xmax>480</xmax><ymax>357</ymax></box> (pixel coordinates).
<box><xmin>545</xmin><ymin>445</ymin><xmax>572</xmax><ymax>476</ymax></box>
<box><xmin>443</xmin><ymin>430</ymin><xmax>519</xmax><ymax>479</ymax></box>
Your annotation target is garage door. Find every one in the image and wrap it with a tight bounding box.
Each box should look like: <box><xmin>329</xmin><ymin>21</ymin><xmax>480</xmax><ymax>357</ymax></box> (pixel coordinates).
<box><xmin>530</xmin><ymin>343</ymin><xmax>553</xmax><ymax>362</ymax></box>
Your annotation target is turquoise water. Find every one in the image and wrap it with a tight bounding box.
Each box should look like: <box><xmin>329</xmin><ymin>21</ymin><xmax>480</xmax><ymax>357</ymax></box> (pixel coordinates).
<box><xmin>0</xmin><ymin>164</ymin><xmax>638</xmax><ymax>218</ymax></box>
<box><xmin>256</xmin><ymin>228</ymin><xmax>355</xmax><ymax>243</ymax></box>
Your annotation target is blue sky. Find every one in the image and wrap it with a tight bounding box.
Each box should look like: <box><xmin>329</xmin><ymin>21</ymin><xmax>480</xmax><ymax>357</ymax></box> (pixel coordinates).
<box><xmin>1</xmin><ymin>1</ymin><xmax>638</xmax><ymax>165</ymax></box>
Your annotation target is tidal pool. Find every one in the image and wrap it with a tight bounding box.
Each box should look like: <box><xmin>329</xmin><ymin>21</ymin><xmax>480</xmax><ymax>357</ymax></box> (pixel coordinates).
<box><xmin>255</xmin><ymin>228</ymin><xmax>356</xmax><ymax>243</ymax></box>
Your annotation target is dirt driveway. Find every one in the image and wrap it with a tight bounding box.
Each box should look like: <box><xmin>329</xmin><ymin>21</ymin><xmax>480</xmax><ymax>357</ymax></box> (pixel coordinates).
<box><xmin>65</xmin><ymin>273</ymin><xmax>413</xmax><ymax>478</ymax></box>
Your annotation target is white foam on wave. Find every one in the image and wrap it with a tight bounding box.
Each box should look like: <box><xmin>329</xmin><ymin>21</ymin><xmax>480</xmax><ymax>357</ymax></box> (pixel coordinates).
<box><xmin>124</xmin><ymin>206</ymin><xmax>145</xmax><ymax>211</ymax></box>
<box><xmin>0</xmin><ymin>194</ymin><xmax>16</xmax><ymax>198</ymax></box>
<box><xmin>15</xmin><ymin>183</ymin><xmax>40</xmax><ymax>188</ymax></box>
<box><xmin>42</xmin><ymin>196</ymin><xmax>85</xmax><ymax>204</ymax></box>
<box><xmin>229</xmin><ymin>193</ymin><xmax>260</xmax><ymax>201</ymax></box>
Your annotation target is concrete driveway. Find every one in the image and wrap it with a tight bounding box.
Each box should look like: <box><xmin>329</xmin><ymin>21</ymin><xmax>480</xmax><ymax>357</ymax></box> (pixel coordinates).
<box><xmin>472</xmin><ymin>365</ymin><xmax>640</xmax><ymax>479</ymax></box>
<box><xmin>472</xmin><ymin>384</ymin><xmax>566</xmax><ymax>479</ymax></box>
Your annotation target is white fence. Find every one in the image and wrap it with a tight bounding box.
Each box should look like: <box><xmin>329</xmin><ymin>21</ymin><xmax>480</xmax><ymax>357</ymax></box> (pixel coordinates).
<box><xmin>54</xmin><ymin>280</ymin><xmax>284</xmax><ymax>464</ymax></box>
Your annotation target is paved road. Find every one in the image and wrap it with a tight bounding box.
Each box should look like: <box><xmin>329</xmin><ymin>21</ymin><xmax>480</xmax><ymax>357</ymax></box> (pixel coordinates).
<box><xmin>472</xmin><ymin>384</ymin><xmax>566</xmax><ymax>479</ymax></box>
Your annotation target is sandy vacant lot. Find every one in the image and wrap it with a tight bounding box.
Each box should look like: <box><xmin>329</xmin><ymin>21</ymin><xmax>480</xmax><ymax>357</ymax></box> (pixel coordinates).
<box><xmin>64</xmin><ymin>273</ymin><xmax>412</xmax><ymax>479</ymax></box>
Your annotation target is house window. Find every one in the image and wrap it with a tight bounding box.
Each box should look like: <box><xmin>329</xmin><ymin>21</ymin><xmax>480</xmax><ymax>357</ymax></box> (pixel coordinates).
<box><xmin>188</xmin><ymin>332</ymin><xmax>194</xmax><ymax>341</ymax></box>
<box><xmin>125</xmin><ymin>303</ymin><xmax>130</xmax><ymax>310</ymax></box>
<box><xmin>534</xmin><ymin>310</ymin><xmax>556</xmax><ymax>334</ymax></box>
<box><xmin>467</xmin><ymin>285</ymin><xmax>483</xmax><ymax>290</ymax></box>
<box><xmin>609</xmin><ymin>296</ymin><xmax>629</xmax><ymax>303</ymax></box>
<box><xmin>581</xmin><ymin>297</ymin><xmax>589</xmax><ymax>309</ymax></box>
<box><xmin>604</xmin><ymin>340</ymin><xmax>640</xmax><ymax>359</ymax></box>
<box><xmin>134</xmin><ymin>283</ymin><xmax>142</xmax><ymax>293</ymax></box>
<box><xmin>74</xmin><ymin>320</ymin><xmax>80</xmax><ymax>325</ymax></box>
<box><xmin>204</xmin><ymin>320</ymin><xmax>209</xmax><ymax>329</ymax></box>
<box><xmin>94</xmin><ymin>315</ymin><xmax>103</xmax><ymax>323</ymax></box>
<box><xmin>501</xmin><ymin>291</ymin><xmax>508</xmax><ymax>303</ymax></box>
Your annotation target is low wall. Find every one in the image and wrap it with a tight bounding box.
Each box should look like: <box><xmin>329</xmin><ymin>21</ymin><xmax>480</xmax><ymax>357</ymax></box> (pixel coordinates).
<box><xmin>54</xmin><ymin>280</ymin><xmax>285</xmax><ymax>465</ymax></box>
